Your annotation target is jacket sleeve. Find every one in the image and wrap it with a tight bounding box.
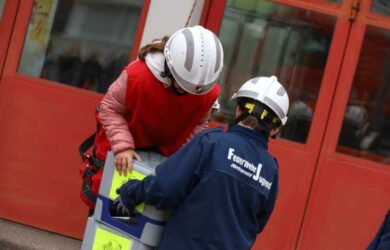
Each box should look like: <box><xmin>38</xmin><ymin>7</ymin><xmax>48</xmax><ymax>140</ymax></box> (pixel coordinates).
<box><xmin>119</xmin><ymin>131</ymin><xmax>212</xmax><ymax>210</ymax></box>
<box><xmin>257</xmin><ymin>170</ymin><xmax>279</xmax><ymax>233</ymax></box>
<box><xmin>99</xmin><ymin>70</ymin><xmax>135</xmax><ymax>154</ymax></box>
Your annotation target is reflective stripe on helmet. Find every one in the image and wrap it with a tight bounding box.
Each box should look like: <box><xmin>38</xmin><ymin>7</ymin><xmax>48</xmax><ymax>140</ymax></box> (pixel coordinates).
<box><xmin>233</xmin><ymin>90</ymin><xmax>259</xmax><ymax>100</ymax></box>
<box><xmin>213</xmin><ymin>34</ymin><xmax>222</xmax><ymax>73</ymax></box>
<box><xmin>264</xmin><ymin>96</ymin><xmax>286</xmax><ymax>121</ymax></box>
<box><xmin>183</xmin><ymin>28</ymin><xmax>195</xmax><ymax>71</ymax></box>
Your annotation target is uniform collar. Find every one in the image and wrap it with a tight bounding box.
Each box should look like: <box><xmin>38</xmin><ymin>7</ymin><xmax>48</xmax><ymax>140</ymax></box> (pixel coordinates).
<box><xmin>228</xmin><ymin>125</ymin><xmax>269</xmax><ymax>148</ymax></box>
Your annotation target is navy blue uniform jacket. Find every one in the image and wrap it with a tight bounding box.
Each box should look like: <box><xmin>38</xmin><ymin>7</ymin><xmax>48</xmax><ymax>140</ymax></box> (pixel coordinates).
<box><xmin>367</xmin><ymin>210</ymin><xmax>390</xmax><ymax>250</ymax></box>
<box><xmin>120</xmin><ymin>125</ymin><xmax>279</xmax><ymax>250</ymax></box>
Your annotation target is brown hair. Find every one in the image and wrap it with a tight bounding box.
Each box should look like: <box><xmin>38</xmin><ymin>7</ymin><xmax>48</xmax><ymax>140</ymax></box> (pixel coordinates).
<box><xmin>138</xmin><ymin>36</ymin><xmax>170</xmax><ymax>60</ymax></box>
<box><xmin>239</xmin><ymin>112</ymin><xmax>271</xmax><ymax>138</ymax></box>
<box><xmin>237</xmin><ymin>99</ymin><xmax>280</xmax><ymax>138</ymax></box>
<box><xmin>240</xmin><ymin>115</ymin><xmax>261</xmax><ymax>129</ymax></box>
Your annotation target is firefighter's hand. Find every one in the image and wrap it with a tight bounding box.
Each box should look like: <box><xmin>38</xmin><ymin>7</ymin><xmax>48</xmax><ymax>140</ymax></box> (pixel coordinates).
<box><xmin>111</xmin><ymin>196</ymin><xmax>131</xmax><ymax>217</ymax></box>
<box><xmin>114</xmin><ymin>149</ymin><xmax>142</xmax><ymax>176</ymax></box>
<box><xmin>110</xmin><ymin>188</ymin><xmax>137</xmax><ymax>218</ymax></box>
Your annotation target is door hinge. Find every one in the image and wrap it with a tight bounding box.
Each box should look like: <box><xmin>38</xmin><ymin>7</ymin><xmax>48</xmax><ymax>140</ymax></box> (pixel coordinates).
<box><xmin>349</xmin><ymin>0</ymin><xmax>361</xmax><ymax>22</ymax></box>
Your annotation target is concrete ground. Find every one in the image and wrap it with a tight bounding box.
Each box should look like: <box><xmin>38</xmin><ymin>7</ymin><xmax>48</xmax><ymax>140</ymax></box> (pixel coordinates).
<box><xmin>0</xmin><ymin>219</ymin><xmax>81</xmax><ymax>250</ymax></box>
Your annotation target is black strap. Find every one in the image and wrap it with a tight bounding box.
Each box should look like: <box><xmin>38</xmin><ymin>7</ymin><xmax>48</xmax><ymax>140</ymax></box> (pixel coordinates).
<box><xmin>78</xmin><ymin>107</ymin><xmax>105</xmax><ymax>168</ymax></box>
<box><xmin>79</xmin><ymin>132</ymin><xmax>96</xmax><ymax>159</ymax></box>
<box><xmin>78</xmin><ymin>132</ymin><xmax>105</xmax><ymax>168</ymax></box>
<box><xmin>160</xmin><ymin>60</ymin><xmax>173</xmax><ymax>79</ymax></box>
<box><xmin>160</xmin><ymin>60</ymin><xmax>186</xmax><ymax>95</ymax></box>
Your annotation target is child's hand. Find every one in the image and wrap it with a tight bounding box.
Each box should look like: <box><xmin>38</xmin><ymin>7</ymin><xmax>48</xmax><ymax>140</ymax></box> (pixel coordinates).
<box><xmin>114</xmin><ymin>149</ymin><xmax>142</xmax><ymax>176</ymax></box>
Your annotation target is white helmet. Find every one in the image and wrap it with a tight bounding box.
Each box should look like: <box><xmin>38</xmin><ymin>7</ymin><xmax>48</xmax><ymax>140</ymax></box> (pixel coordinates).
<box><xmin>231</xmin><ymin>76</ymin><xmax>289</xmax><ymax>126</ymax></box>
<box><xmin>164</xmin><ymin>25</ymin><xmax>224</xmax><ymax>95</ymax></box>
<box><xmin>344</xmin><ymin>105</ymin><xmax>367</xmax><ymax>127</ymax></box>
<box><xmin>212</xmin><ymin>99</ymin><xmax>220</xmax><ymax>111</ymax></box>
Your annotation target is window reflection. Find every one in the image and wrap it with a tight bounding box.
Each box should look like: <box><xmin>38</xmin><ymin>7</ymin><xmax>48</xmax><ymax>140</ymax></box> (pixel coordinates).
<box><xmin>0</xmin><ymin>0</ymin><xmax>5</xmax><ymax>20</ymax></box>
<box><xmin>18</xmin><ymin>0</ymin><xmax>143</xmax><ymax>93</ymax></box>
<box><xmin>217</xmin><ymin>0</ymin><xmax>336</xmax><ymax>143</ymax></box>
<box><xmin>338</xmin><ymin>26</ymin><xmax>390</xmax><ymax>164</ymax></box>
<box><xmin>372</xmin><ymin>0</ymin><xmax>390</xmax><ymax>16</ymax></box>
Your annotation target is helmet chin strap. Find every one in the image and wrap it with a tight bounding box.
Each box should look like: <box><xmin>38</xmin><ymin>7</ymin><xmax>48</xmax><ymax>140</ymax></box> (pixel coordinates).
<box><xmin>160</xmin><ymin>60</ymin><xmax>187</xmax><ymax>96</ymax></box>
<box><xmin>160</xmin><ymin>60</ymin><xmax>173</xmax><ymax>83</ymax></box>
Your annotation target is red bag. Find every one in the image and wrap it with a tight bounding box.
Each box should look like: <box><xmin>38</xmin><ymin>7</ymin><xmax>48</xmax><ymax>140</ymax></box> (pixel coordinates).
<box><xmin>79</xmin><ymin>133</ymin><xmax>104</xmax><ymax>208</ymax></box>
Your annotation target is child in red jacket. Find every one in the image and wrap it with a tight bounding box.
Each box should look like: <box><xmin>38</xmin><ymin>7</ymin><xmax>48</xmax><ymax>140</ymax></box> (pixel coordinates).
<box><xmin>80</xmin><ymin>25</ymin><xmax>224</xmax><ymax>209</ymax></box>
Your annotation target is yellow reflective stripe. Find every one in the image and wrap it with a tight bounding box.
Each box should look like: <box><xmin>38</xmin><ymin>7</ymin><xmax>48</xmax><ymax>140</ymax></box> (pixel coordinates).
<box><xmin>135</xmin><ymin>203</ymin><xmax>145</xmax><ymax>213</ymax></box>
<box><xmin>261</xmin><ymin>109</ymin><xmax>268</xmax><ymax>120</ymax></box>
<box><xmin>109</xmin><ymin>170</ymin><xmax>145</xmax><ymax>200</ymax></box>
<box><xmin>245</xmin><ymin>103</ymin><xmax>255</xmax><ymax>113</ymax></box>
<box><xmin>93</xmin><ymin>227</ymin><xmax>132</xmax><ymax>250</ymax></box>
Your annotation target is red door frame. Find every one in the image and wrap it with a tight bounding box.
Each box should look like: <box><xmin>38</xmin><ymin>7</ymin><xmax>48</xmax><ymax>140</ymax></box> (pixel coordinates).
<box><xmin>0</xmin><ymin>0</ymin><xmax>19</xmax><ymax>79</ymax></box>
<box><xmin>206</xmin><ymin>0</ymin><xmax>355</xmax><ymax>249</ymax></box>
<box><xmin>0</xmin><ymin>0</ymin><xmax>151</xmax><ymax>239</ymax></box>
<box><xmin>201</xmin><ymin>0</ymin><xmax>227</xmax><ymax>34</ymax></box>
<box><xmin>257</xmin><ymin>18</ymin><xmax>352</xmax><ymax>250</ymax></box>
<box><xmin>298</xmin><ymin>0</ymin><xmax>390</xmax><ymax>249</ymax></box>
<box><xmin>129</xmin><ymin>0</ymin><xmax>151</xmax><ymax>61</ymax></box>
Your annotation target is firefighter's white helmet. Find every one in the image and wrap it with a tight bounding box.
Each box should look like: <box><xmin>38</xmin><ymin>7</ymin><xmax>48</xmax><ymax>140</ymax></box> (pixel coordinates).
<box><xmin>212</xmin><ymin>99</ymin><xmax>220</xmax><ymax>111</ymax></box>
<box><xmin>231</xmin><ymin>76</ymin><xmax>289</xmax><ymax>125</ymax></box>
<box><xmin>164</xmin><ymin>25</ymin><xmax>224</xmax><ymax>95</ymax></box>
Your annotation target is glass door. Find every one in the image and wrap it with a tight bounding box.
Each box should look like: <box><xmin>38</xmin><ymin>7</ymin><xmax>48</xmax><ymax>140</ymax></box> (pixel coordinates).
<box><xmin>298</xmin><ymin>0</ymin><xmax>390</xmax><ymax>249</ymax></box>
